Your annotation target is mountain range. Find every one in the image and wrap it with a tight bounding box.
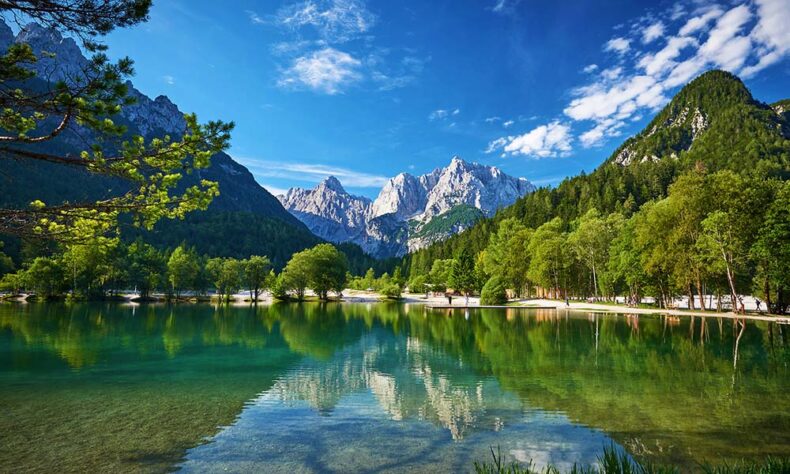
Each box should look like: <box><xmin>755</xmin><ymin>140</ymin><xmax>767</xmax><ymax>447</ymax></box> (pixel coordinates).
<box><xmin>405</xmin><ymin>70</ymin><xmax>790</xmax><ymax>272</ymax></box>
<box><xmin>0</xmin><ymin>21</ymin><xmax>324</xmax><ymax>267</ymax></box>
<box><xmin>278</xmin><ymin>157</ymin><xmax>535</xmax><ymax>258</ymax></box>
<box><xmin>0</xmin><ymin>21</ymin><xmax>527</xmax><ymax>265</ymax></box>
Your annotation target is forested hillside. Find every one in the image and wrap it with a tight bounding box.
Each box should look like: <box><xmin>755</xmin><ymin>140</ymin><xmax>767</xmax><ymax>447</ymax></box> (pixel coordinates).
<box><xmin>0</xmin><ymin>20</ymin><xmax>379</xmax><ymax>271</ymax></box>
<box><xmin>405</xmin><ymin>71</ymin><xmax>790</xmax><ymax>313</ymax></box>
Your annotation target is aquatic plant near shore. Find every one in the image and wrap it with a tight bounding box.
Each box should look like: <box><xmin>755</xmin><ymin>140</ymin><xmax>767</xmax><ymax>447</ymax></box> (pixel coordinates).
<box><xmin>473</xmin><ymin>445</ymin><xmax>790</xmax><ymax>474</ymax></box>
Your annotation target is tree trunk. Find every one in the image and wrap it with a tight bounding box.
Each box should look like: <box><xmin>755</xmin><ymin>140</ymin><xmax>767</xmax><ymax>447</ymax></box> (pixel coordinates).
<box><xmin>696</xmin><ymin>273</ymin><xmax>706</xmax><ymax>311</ymax></box>
<box><xmin>591</xmin><ymin>262</ymin><xmax>599</xmax><ymax>301</ymax></box>
<box><xmin>725</xmin><ymin>264</ymin><xmax>738</xmax><ymax>313</ymax></box>
<box><xmin>687</xmin><ymin>282</ymin><xmax>695</xmax><ymax>310</ymax></box>
<box><xmin>763</xmin><ymin>277</ymin><xmax>772</xmax><ymax>315</ymax></box>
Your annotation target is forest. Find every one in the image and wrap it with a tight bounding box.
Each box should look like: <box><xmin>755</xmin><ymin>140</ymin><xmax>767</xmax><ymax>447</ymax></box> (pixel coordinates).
<box><xmin>404</xmin><ymin>71</ymin><xmax>790</xmax><ymax>314</ymax></box>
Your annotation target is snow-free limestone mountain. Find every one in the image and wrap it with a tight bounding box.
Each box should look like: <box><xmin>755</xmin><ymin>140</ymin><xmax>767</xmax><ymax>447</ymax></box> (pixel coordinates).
<box><xmin>278</xmin><ymin>157</ymin><xmax>535</xmax><ymax>258</ymax></box>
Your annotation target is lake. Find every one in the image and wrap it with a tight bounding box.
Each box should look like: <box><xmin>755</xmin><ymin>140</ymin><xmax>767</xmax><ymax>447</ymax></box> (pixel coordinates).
<box><xmin>1</xmin><ymin>302</ymin><xmax>788</xmax><ymax>472</ymax></box>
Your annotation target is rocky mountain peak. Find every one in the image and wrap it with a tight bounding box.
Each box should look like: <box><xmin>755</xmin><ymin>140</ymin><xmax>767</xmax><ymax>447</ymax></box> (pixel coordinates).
<box><xmin>319</xmin><ymin>176</ymin><xmax>346</xmax><ymax>193</ymax></box>
<box><xmin>280</xmin><ymin>157</ymin><xmax>535</xmax><ymax>257</ymax></box>
<box><xmin>13</xmin><ymin>21</ymin><xmax>87</xmax><ymax>81</ymax></box>
<box><xmin>611</xmin><ymin>69</ymin><xmax>767</xmax><ymax>166</ymax></box>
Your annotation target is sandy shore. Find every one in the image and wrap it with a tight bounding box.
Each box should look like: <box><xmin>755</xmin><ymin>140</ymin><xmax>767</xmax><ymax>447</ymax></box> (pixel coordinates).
<box><xmin>10</xmin><ymin>289</ymin><xmax>785</xmax><ymax>323</ymax></box>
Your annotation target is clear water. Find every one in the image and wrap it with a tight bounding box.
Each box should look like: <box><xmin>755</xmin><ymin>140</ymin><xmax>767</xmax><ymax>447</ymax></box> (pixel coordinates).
<box><xmin>1</xmin><ymin>302</ymin><xmax>788</xmax><ymax>473</ymax></box>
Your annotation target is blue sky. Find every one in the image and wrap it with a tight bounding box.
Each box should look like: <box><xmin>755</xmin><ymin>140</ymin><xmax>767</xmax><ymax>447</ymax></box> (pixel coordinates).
<box><xmin>102</xmin><ymin>0</ymin><xmax>790</xmax><ymax>198</ymax></box>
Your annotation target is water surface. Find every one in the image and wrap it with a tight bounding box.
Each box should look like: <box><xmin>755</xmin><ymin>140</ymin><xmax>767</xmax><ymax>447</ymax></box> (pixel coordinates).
<box><xmin>1</xmin><ymin>303</ymin><xmax>788</xmax><ymax>472</ymax></box>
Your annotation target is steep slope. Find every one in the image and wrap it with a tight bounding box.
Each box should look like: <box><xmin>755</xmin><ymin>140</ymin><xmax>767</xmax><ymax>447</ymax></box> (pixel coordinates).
<box><xmin>279</xmin><ymin>177</ymin><xmax>371</xmax><ymax>243</ymax></box>
<box><xmin>0</xmin><ymin>21</ymin><xmax>329</xmax><ymax>267</ymax></box>
<box><xmin>278</xmin><ymin>157</ymin><xmax>535</xmax><ymax>258</ymax></box>
<box><xmin>611</xmin><ymin>70</ymin><xmax>790</xmax><ymax>171</ymax></box>
<box><xmin>405</xmin><ymin>70</ymin><xmax>790</xmax><ymax>274</ymax></box>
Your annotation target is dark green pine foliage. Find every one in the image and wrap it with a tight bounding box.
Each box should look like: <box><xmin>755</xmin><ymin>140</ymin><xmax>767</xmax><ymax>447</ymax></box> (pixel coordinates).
<box><xmin>404</xmin><ymin>70</ymin><xmax>790</xmax><ymax>277</ymax></box>
<box><xmin>411</xmin><ymin>204</ymin><xmax>485</xmax><ymax>239</ymax></box>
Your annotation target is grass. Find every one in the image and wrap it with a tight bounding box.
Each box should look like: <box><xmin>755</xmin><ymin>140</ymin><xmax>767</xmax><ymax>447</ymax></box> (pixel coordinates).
<box><xmin>473</xmin><ymin>446</ymin><xmax>790</xmax><ymax>474</ymax></box>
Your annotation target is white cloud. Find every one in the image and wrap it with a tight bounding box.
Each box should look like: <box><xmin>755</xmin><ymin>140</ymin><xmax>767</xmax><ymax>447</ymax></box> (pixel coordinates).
<box><xmin>678</xmin><ymin>7</ymin><xmax>723</xmax><ymax>36</ymax></box>
<box><xmin>604</xmin><ymin>37</ymin><xmax>630</xmax><ymax>54</ymax></box>
<box><xmin>642</xmin><ymin>21</ymin><xmax>665</xmax><ymax>43</ymax></box>
<box><xmin>549</xmin><ymin>0</ymin><xmax>790</xmax><ymax>150</ymax></box>
<box><xmin>740</xmin><ymin>0</ymin><xmax>790</xmax><ymax>77</ymax></box>
<box><xmin>583</xmin><ymin>64</ymin><xmax>598</xmax><ymax>74</ymax></box>
<box><xmin>492</xmin><ymin>0</ymin><xmax>523</xmax><ymax>14</ymax></box>
<box><xmin>485</xmin><ymin>137</ymin><xmax>509</xmax><ymax>154</ymax></box>
<box><xmin>162</xmin><ymin>75</ymin><xmax>175</xmax><ymax>85</ymax></box>
<box><xmin>637</xmin><ymin>36</ymin><xmax>696</xmax><ymax>76</ymax></box>
<box><xmin>238</xmin><ymin>158</ymin><xmax>388</xmax><ymax>188</ymax></box>
<box><xmin>429</xmin><ymin>109</ymin><xmax>449</xmax><ymax>121</ymax></box>
<box><xmin>503</xmin><ymin>119</ymin><xmax>514</xmax><ymax>128</ymax></box>
<box><xmin>246</xmin><ymin>10</ymin><xmax>266</xmax><ymax>25</ymax></box>
<box><xmin>278</xmin><ymin>47</ymin><xmax>362</xmax><ymax>94</ymax></box>
<box><xmin>429</xmin><ymin>107</ymin><xmax>460</xmax><ymax>121</ymax></box>
<box><xmin>262</xmin><ymin>184</ymin><xmax>289</xmax><ymax>196</ymax></box>
<box><xmin>489</xmin><ymin>121</ymin><xmax>572</xmax><ymax>158</ymax></box>
<box><xmin>270</xmin><ymin>1</ymin><xmax>425</xmax><ymax>94</ymax></box>
<box><xmin>277</xmin><ymin>0</ymin><xmax>376</xmax><ymax>42</ymax></box>
<box><xmin>579</xmin><ymin>118</ymin><xmax>626</xmax><ymax>148</ymax></box>
<box><xmin>485</xmin><ymin>116</ymin><xmax>501</xmax><ymax>123</ymax></box>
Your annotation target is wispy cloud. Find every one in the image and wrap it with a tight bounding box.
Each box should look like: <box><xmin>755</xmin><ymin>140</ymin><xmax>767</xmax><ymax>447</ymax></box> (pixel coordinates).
<box><xmin>429</xmin><ymin>107</ymin><xmax>460</xmax><ymax>121</ymax></box>
<box><xmin>566</xmin><ymin>0</ymin><xmax>790</xmax><ymax>147</ymax></box>
<box><xmin>276</xmin><ymin>0</ymin><xmax>376</xmax><ymax>43</ymax></box>
<box><xmin>278</xmin><ymin>47</ymin><xmax>362</xmax><ymax>94</ymax></box>
<box><xmin>491</xmin><ymin>0</ymin><xmax>523</xmax><ymax>15</ymax></box>
<box><xmin>490</xmin><ymin>0</ymin><xmax>790</xmax><ymax>155</ymax></box>
<box><xmin>162</xmin><ymin>75</ymin><xmax>175</xmax><ymax>85</ymax></box>
<box><xmin>265</xmin><ymin>0</ymin><xmax>425</xmax><ymax>94</ymax></box>
<box><xmin>245</xmin><ymin>9</ymin><xmax>266</xmax><ymax>25</ymax></box>
<box><xmin>238</xmin><ymin>158</ymin><xmax>388</xmax><ymax>188</ymax></box>
<box><xmin>262</xmin><ymin>184</ymin><xmax>290</xmax><ymax>197</ymax></box>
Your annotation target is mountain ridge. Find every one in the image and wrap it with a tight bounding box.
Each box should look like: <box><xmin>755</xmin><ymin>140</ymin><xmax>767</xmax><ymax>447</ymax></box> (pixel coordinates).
<box><xmin>0</xmin><ymin>20</ymin><xmax>382</xmax><ymax>270</ymax></box>
<box><xmin>404</xmin><ymin>69</ymin><xmax>790</xmax><ymax>275</ymax></box>
<box><xmin>278</xmin><ymin>156</ymin><xmax>535</xmax><ymax>258</ymax></box>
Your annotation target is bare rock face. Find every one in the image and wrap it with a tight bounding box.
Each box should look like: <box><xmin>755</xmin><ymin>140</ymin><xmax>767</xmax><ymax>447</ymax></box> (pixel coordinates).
<box><xmin>123</xmin><ymin>87</ymin><xmax>187</xmax><ymax>138</ymax></box>
<box><xmin>279</xmin><ymin>157</ymin><xmax>535</xmax><ymax>258</ymax></box>
<box><xmin>417</xmin><ymin>156</ymin><xmax>534</xmax><ymax>222</ymax></box>
<box><xmin>3</xmin><ymin>20</ymin><xmax>304</xmax><ymax>229</ymax></box>
<box><xmin>279</xmin><ymin>177</ymin><xmax>372</xmax><ymax>244</ymax></box>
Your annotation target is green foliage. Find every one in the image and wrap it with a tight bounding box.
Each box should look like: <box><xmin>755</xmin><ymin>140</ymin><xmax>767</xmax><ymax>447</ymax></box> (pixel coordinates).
<box><xmin>404</xmin><ymin>71</ymin><xmax>790</xmax><ymax>314</ymax></box>
<box><xmin>480</xmin><ymin>218</ymin><xmax>532</xmax><ymax>296</ymax></box>
<box><xmin>449</xmin><ymin>247</ymin><xmax>478</xmax><ymax>295</ymax></box>
<box><xmin>0</xmin><ymin>3</ymin><xmax>233</xmax><ymax>242</ymax></box>
<box><xmin>281</xmin><ymin>243</ymin><xmax>347</xmax><ymax>300</ymax></box>
<box><xmin>244</xmin><ymin>255</ymin><xmax>271</xmax><ymax>301</ymax></box>
<box><xmin>411</xmin><ymin>204</ymin><xmax>485</xmax><ymax>239</ymax></box>
<box><xmin>206</xmin><ymin>257</ymin><xmax>244</xmax><ymax>301</ymax></box>
<box><xmin>379</xmin><ymin>282</ymin><xmax>403</xmax><ymax>300</ymax></box>
<box><xmin>0</xmin><ymin>242</ymin><xmax>15</xmax><ymax>276</ymax></box>
<box><xmin>23</xmin><ymin>256</ymin><xmax>66</xmax><ymax>299</ymax></box>
<box><xmin>126</xmin><ymin>239</ymin><xmax>165</xmax><ymax>298</ymax></box>
<box><xmin>167</xmin><ymin>245</ymin><xmax>200</xmax><ymax>298</ymax></box>
<box><xmin>407</xmin><ymin>274</ymin><xmax>428</xmax><ymax>294</ymax></box>
<box><xmin>480</xmin><ymin>275</ymin><xmax>508</xmax><ymax>305</ymax></box>
<box><xmin>473</xmin><ymin>445</ymin><xmax>788</xmax><ymax>474</ymax></box>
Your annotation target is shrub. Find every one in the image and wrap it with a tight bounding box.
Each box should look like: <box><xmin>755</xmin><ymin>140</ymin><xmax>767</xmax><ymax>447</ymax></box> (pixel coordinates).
<box><xmin>480</xmin><ymin>276</ymin><xmax>508</xmax><ymax>305</ymax></box>
<box><xmin>379</xmin><ymin>282</ymin><xmax>403</xmax><ymax>300</ymax></box>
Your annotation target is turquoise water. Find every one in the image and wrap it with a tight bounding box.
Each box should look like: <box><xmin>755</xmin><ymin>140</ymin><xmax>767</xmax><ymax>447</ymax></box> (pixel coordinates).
<box><xmin>1</xmin><ymin>303</ymin><xmax>788</xmax><ymax>472</ymax></box>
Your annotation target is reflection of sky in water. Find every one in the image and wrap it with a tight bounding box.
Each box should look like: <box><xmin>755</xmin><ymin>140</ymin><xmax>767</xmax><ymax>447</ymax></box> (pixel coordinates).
<box><xmin>180</xmin><ymin>331</ymin><xmax>617</xmax><ymax>473</ymax></box>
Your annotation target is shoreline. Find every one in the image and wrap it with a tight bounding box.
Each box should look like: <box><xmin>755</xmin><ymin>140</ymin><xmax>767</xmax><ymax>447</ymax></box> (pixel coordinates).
<box><xmin>4</xmin><ymin>291</ymin><xmax>788</xmax><ymax>324</ymax></box>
